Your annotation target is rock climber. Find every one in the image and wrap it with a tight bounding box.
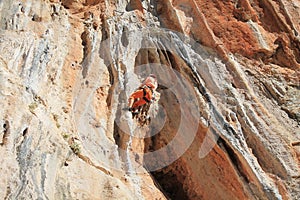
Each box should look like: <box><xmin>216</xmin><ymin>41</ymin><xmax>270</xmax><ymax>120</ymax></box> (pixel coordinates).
<box><xmin>127</xmin><ymin>74</ymin><xmax>158</xmax><ymax>114</ymax></box>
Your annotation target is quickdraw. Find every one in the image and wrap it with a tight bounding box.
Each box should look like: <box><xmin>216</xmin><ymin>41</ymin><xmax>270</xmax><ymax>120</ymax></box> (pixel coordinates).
<box><xmin>141</xmin><ymin>85</ymin><xmax>152</xmax><ymax>103</ymax></box>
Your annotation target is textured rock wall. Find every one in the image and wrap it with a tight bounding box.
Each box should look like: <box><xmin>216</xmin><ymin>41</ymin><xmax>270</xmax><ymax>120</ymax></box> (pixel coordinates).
<box><xmin>0</xmin><ymin>0</ymin><xmax>164</xmax><ymax>199</ymax></box>
<box><xmin>0</xmin><ymin>0</ymin><xmax>299</xmax><ymax>199</ymax></box>
<box><xmin>150</xmin><ymin>0</ymin><xmax>300</xmax><ymax>199</ymax></box>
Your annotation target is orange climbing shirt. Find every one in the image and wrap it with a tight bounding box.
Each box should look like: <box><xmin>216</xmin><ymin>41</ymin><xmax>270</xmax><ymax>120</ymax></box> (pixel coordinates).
<box><xmin>129</xmin><ymin>87</ymin><xmax>153</xmax><ymax>108</ymax></box>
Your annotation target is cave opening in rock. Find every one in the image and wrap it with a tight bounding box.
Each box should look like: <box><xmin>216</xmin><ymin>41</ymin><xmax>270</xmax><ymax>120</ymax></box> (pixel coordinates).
<box><xmin>143</xmin><ymin>89</ymin><xmax>186</xmax><ymax>199</ymax></box>
<box><xmin>150</xmin><ymin>167</ymin><xmax>189</xmax><ymax>200</ymax></box>
<box><xmin>133</xmin><ymin>46</ymin><xmax>192</xmax><ymax>199</ymax></box>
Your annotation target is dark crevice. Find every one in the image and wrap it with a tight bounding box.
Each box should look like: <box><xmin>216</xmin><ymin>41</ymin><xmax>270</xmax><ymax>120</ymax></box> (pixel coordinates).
<box><xmin>105</xmin><ymin>65</ymin><xmax>115</xmax><ymax>109</ymax></box>
<box><xmin>166</xmin><ymin>51</ymin><xmax>181</xmax><ymax>72</ymax></box>
<box><xmin>80</xmin><ymin>29</ymin><xmax>90</xmax><ymax>78</ymax></box>
<box><xmin>99</xmin><ymin>56</ymin><xmax>115</xmax><ymax>110</ymax></box>
<box><xmin>121</xmin><ymin>27</ymin><xmax>129</xmax><ymax>47</ymax></box>
<box><xmin>231</xmin><ymin>82</ymin><xmax>237</xmax><ymax>88</ymax></box>
<box><xmin>160</xmin><ymin>49</ymin><xmax>171</xmax><ymax>64</ymax></box>
<box><xmin>1</xmin><ymin>120</ymin><xmax>10</xmax><ymax>146</ymax></box>
<box><xmin>22</xmin><ymin>127</ymin><xmax>28</xmax><ymax>137</ymax></box>
<box><xmin>217</xmin><ymin>137</ymin><xmax>250</xmax><ymax>183</ymax></box>
<box><xmin>100</xmin><ymin>14</ymin><xmax>109</xmax><ymax>42</ymax></box>
<box><xmin>113</xmin><ymin>122</ymin><xmax>120</xmax><ymax>147</ymax></box>
<box><xmin>291</xmin><ymin>141</ymin><xmax>300</xmax><ymax>146</ymax></box>
<box><xmin>112</xmin><ymin>75</ymin><xmax>131</xmax><ymax>150</ymax></box>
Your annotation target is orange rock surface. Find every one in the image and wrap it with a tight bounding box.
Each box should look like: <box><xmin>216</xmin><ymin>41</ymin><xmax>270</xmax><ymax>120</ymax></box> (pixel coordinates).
<box><xmin>0</xmin><ymin>0</ymin><xmax>299</xmax><ymax>199</ymax></box>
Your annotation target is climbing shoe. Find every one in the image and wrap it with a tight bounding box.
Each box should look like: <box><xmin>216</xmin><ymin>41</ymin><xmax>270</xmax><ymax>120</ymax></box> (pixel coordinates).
<box><xmin>126</xmin><ymin>107</ymin><xmax>139</xmax><ymax>114</ymax></box>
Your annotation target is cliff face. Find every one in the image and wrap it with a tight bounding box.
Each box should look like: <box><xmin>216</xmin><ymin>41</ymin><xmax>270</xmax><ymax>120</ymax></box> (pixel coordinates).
<box><xmin>0</xmin><ymin>0</ymin><xmax>299</xmax><ymax>199</ymax></box>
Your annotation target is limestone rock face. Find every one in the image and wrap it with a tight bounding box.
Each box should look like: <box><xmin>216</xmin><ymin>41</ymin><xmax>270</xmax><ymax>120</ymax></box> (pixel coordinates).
<box><xmin>0</xmin><ymin>0</ymin><xmax>299</xmax><ymax>200</ymax></box>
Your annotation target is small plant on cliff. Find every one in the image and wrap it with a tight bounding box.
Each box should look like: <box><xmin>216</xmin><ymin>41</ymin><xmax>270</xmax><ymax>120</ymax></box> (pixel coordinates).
<box><xmin>70</xmin><ymin>142</ymin><xmax>81</xmax><ymax>155</ymax></box>
<box><xmin>28</xmin><ymin>102</ymin><xmax>38</xmax><ymax>113</ymax></box>
<box><xmin>52</xmin><ymin>113</ymin><xmax>61</xmax><ymax>128</ymax></box>
<box><xmin>61</xmin><ymin>132</ymin><xmax>69</xmax><ymax>140</ymax></box>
